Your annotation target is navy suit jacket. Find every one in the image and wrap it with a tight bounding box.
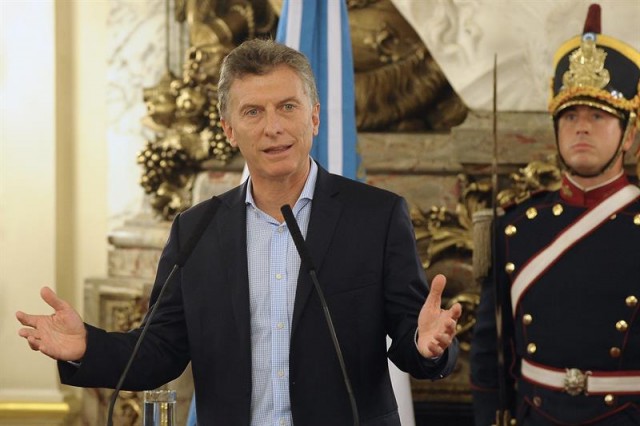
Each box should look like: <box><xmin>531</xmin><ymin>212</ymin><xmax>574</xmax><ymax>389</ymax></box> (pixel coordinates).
<box><xmin>60</xmin><ymin>165</ymin><xmax>459</xmax><ymax>425</ymax></box>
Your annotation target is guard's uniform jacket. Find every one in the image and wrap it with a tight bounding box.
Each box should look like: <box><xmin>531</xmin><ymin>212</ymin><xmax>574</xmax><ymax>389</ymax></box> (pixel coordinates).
<box><xmin>471</xmin><ymin>173</ymin><xmax>640</xmax><ymax>425</ymax></box>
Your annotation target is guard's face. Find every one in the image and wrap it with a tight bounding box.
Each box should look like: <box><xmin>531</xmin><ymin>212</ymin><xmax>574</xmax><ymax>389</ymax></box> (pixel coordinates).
<box><xmin>557</xmin><ymin>105</ymin><xmax>633</xmax><ymax>177</ymax></box>
<box><xmin>221</xmin><ymin>65</ymin><xmax>320</xmax><ymax>185</ymax></box>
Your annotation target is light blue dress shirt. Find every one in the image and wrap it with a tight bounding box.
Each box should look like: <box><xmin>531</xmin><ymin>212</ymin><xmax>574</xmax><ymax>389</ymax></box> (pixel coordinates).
<box><xmin>246</xmin><ymin>160</ymin><xmax>317</xmax><ymax>426</ymax></box>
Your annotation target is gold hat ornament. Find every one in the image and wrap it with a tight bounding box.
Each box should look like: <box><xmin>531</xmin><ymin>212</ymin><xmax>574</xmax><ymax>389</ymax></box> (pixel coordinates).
<box><xmin>549</xmin><ymin>4</ymin><xmax>640</xmax><ymax>126</ymax></box>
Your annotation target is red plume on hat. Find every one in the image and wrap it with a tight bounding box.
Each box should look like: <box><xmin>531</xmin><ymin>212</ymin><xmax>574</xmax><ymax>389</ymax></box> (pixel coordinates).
<box><xmin>582</xmin><ymin>3</ymin><xmax>601</xmax><ymax>34</ymax></box>
<box><xmin>548</xmin><ymin>3</ymin><xmax>640</xmax><ymax>125</ymax></box>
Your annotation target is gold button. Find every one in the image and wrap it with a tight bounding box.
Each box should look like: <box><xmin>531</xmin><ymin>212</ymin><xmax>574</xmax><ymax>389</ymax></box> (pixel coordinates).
<box><xmin>526</xmin><ymin>207</ymin><xmax>538</xmax><ymax>219</ymax></box>
<box><xmin>610</xmin><ymin>214</ymin><xmax>617</xmax><ymax>220</ymax></box>
<box><xmin>634</xmin><ymin>214</ymin><xmax>640</xmax><ymax>225</ymax></box>
<box><xmin>616</xmin><ymin>320</ymin><xmax>628</xmax><ymax>332</ymax></box>
<box><xmin>532</xmin><ymin>396</ymin><xmax>542</xmax><ymax>407</ymax></box>
<box><xmin>527</xmin><ymin>343</ymin><xmax>537</xmax><ymax>354</ymax></box>
<box><xmin>604</xmin><ymin>394</ymin><xmax>615</xmax><ymax>406</ymax></box>
<box><xmin>610</xmin><ymin>347</ymin><xmax>621</xmax><ymax>358</ymax></box>
<box><xmin>552</xmin><ymin>204</ymin><xmax>564</xmax><ymax>216</ymax></box>
<box><xmin>522</xmin><ymin>314</ymin><xmax>533</xmax><ymax>325</ymax></box>
<box><xmin>505</xmin><ymin>262</ymin><xmax>515</xmax><ymax>273</ymax></box>
<box><xmin>505</xmin><ymin>225</ymin><xmax>517</xmax><ymax>236</ymax></box>
<box><xmin>626</xmin><ymin>295</ymin><xmax>638</xmax><ymax>307</ymax></box>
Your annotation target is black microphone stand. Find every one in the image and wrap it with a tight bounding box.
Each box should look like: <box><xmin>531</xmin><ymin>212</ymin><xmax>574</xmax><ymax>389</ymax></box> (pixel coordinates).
<box><xmin>105</xmin><ymin>197</ymin><xmax>221</xmax><ymax>426</ymax></box>
<box><xmin>106</xmin><ymin>264</ymin><xmax>180</xmax><ymax>426</ymax></box>
<box><xmin>281</xmin><ymin>205</ymin><xmax>360</xmax><ymax>426</ymax></box>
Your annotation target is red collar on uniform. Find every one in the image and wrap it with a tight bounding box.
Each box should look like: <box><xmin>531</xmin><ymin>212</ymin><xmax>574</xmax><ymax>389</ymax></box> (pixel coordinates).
<box><xmin>559</xmin><ymin>173</ymin><xmax>630</xmax><ymax>208</ymax></box>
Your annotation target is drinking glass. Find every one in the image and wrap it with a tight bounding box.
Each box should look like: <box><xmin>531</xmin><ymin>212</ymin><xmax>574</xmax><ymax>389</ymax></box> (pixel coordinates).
<box><xmin>142</xmin><ymin>389</ymin><xmax>177</xmax><ymax>426</ymax></box>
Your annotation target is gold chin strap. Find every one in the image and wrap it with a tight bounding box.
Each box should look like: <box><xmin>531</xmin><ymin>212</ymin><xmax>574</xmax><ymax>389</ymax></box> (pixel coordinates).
<box><xmin>610</xmin><ymin>110</ymin><xmax>638</xmax><ymax>170</ymax></box>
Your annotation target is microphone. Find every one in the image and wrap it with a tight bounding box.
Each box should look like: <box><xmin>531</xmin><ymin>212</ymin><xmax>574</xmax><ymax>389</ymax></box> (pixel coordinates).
<box><xmin>280</xmin><ymin>205</ymin><xmax>359</xmax><ymax>426</ymax></box>
<box><xmin>106</xmin><ymin>196</ymin><xmax>222</xmax><ymax>426</ymax></box>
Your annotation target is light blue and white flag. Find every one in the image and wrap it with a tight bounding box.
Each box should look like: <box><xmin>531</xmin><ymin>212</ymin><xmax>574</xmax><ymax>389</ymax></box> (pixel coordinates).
<box><xmin>275</xmin><ymin>0</ymin><xmax>361</xmax><ymax>180</ymax></box>
<box><xmin>278</xmin><ymin>4</ymin><xmax>413</xmax><ymax>423</ymax></box>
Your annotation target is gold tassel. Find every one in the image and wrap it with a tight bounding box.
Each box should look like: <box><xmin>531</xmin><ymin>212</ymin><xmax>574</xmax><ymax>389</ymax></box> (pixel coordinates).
<box><xmin>472</xmin><ymin>209</ymin><xmax>494</xmax><ymax>282</ymax></box>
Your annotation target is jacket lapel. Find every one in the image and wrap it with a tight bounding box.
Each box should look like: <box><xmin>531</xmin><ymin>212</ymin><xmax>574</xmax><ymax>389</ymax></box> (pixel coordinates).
<box><xmin>219</xmin><ymin>169</ymin><xmax>344</xmax><ymax>347</ymax></box>
<box><xmin>291</xmin><ymin>167</ymin><xmax>342</xmax><ymax>336</ymax></box>
<box><xmin>217</xmin><ymin>184</ymin><xmax>252</xmax><ymax>349</ymax></box>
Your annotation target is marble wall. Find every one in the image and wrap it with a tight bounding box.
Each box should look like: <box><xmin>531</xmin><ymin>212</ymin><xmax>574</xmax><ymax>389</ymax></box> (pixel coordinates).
<box><xmin>106</xmin><ymin>0</ymin><xmax>187</xmax><ymax>230</ymax></box>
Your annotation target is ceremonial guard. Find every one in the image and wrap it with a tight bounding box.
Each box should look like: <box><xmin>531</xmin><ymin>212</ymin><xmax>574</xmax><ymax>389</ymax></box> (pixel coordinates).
<box><xmin>471</xmin><ymin>4</ymin><xmax>640</xmax><ymax>425</ymax></box>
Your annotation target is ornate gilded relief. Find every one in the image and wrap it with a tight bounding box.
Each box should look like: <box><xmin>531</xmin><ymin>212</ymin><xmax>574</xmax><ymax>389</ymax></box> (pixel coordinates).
<box><xmin>94</xmin><ymin>292</ymin><xmax>150</xmax><ymax>426</ymax></box>
<box><xmin>139</xmin><ymin>0</ymin><xmax>468</xmax><ymax>219</ymax></box>
<box><xmin>139</xmin><ymin>1</ymin><xmax>278</xmax><ymax>220</ymax></box>
<box><xmin>349</xmin><ymin>0</ymin><xmax>467</xmax><ymax>131</ymax></box>
<box><xmin>496</xmin><ymin>156</ymin><xmax>562</xmax><ymax>207</ymax></box>
<box><xmin>138</xmin><ymin>45</ymin><xmax>233</xmax><ymax>219</ymax></box>
<box><xmin>409</xmin><ymin>174</ymin><xmax>489</xmax><ymax>403</ymax></box>
<box><xmin>410</xmin><ymin>160</ymin><xmax>562</xmax><ymax>403</ymax></box>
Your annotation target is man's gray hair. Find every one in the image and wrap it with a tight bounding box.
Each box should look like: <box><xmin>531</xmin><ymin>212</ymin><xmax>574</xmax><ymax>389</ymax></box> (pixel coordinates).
<box><xmin>217</xmin><ymin>38</ymin><xmax>319</xmax><ymax>119</ymax></box>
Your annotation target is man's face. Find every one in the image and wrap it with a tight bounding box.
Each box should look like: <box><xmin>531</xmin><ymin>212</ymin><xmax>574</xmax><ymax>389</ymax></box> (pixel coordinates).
<box><xmin>557</xmin><ymin>105</ymin><xmax>631</xmax><ymax>176</ymax></box>
<box><xmin>220</xmin><ymin>65</ymin><xmax>320</xmax><ymax>183</ymax></box>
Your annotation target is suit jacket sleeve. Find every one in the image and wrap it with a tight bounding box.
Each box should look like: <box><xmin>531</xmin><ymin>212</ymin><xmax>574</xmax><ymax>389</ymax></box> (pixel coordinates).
<box><xmin>383</xmin><ymin>196</ymin><xmax>459</xmax><ymax>379</ymax></box>
<box><xmin>59</xmin><ymin>213</ymin><xmax>192</xmax><ymax>391</ymax></box>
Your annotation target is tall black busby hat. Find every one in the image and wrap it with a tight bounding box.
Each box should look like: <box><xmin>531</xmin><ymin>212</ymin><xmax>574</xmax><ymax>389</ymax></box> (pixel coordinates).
<box><xmin>549</xmin><ymin>4</ymin><xmax>640</xmax><ymax>126</ymax></box>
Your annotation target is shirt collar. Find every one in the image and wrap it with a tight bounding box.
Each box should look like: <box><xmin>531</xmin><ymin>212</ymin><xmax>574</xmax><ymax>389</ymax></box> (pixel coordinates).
<box><xmin>245</xmin><ymin>158</ymin><xmax>318</xmax><ymax>207</ymax></box>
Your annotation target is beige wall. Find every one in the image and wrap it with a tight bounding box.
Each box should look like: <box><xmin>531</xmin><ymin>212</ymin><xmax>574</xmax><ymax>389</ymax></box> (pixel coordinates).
<box><xmin>0</xmin><ymin>0</ymin><xmax>108</xmax><ymax>422</ymax></box>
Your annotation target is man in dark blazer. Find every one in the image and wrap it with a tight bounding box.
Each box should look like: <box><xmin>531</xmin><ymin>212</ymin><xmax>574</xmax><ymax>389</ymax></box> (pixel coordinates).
<box><xmin>17</xmin><ymin>39</ymin><xmax>461</xmax><ymax>425</ymax></box>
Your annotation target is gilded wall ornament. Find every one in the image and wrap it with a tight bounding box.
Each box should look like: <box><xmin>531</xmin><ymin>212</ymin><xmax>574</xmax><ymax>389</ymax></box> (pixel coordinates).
<box><xmin>410</xmin><ymin>159</ymin><xmax>563</xmax><ymax>404</ymax></box>
<box><xmin>411</xmin><ymin>174</ymin><xmax>493</xmax><ymax>352</ymax></box>
<box><xmin>138</xmin><ymin>1</ymin><xmax>276</xmax><ymax>220</ymax></box>
<box><xmin>496</xmin><ymin>157</ymin><xmax>563</xmax><ymax>207</ymax></box>
<box><xmin>350</xmin><ymin>0</ymin><xmax>468</xmax><ymax>131</ymax></box>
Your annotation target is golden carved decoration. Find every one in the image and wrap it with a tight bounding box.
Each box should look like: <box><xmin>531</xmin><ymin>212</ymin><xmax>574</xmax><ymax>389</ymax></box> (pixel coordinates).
<box><xmin>139</xmin><ymin>41</ymin><xmax>238</xmax><ymax>220</ymax></box>
<box><xmin>410</xmin><ymin>159</ymin><xmax>563</xmax><ymax>403</ymax></box>
<box><xmin>350</xmin><ymin>0</ymin><xmax>468</xmax><ymax>131</ymax></box>
<box><xmin>139</xmin><ymin>1</ymin><xmax>277</xmax><ymax>220</ymax></box>
<box><xmin>411</xmin><ymin>174</ymin><xmax>493</xmax><ymax>355</ymax></box>
<box><xmin>410</xmin><ymin>174</ymin><xmax>490</xmax><ymax>403</ymax></box>
<box><xmin>563</xmin><ymin>37</ymin><xmax>610</xmax><ymax>91</ymax></box>
<box><xmin>111</xmin><ymin>295</ymin><xmax>148</xmax><ymax>333</ymax></box>
<box><xmin>446</xmin><ymin>292</ymin><xmax>480</xmax><ymax>353</ymax></box>
<box><xmin>97</xmin><ymin>293</ymin><xmax>150</xmax><ymax>426</ymax></box>
<box><xmin>114</xmin><ymin>392</ymin><xmax>141</xmax><ymax>426</ymax></box>
<box><xmin>140</xmin><ymin>0</ymin><xmax>468</xmax><ymax>219</ymax></box>
<box><xmin>496</xmin><ymin>157</ymin><xmax>563</xmax><ymax>207</ymax></box>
